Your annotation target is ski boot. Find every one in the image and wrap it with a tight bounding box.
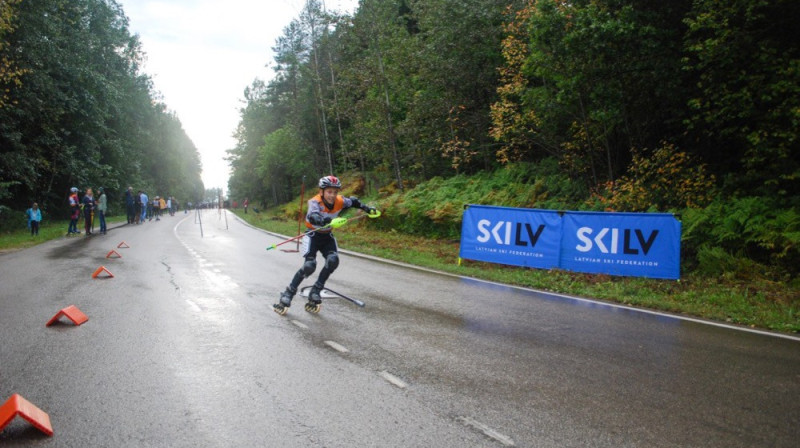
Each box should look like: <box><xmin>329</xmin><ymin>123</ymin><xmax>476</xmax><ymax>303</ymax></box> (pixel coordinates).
<box><xmin>304</xmin><ymin>286</ymin><xmax>322</xmax><ymax>314</ymax></box>
<box><xmin>273</xmin><ymin>288</ymin><xmax>294</xmax><ymax>316</ymax></box>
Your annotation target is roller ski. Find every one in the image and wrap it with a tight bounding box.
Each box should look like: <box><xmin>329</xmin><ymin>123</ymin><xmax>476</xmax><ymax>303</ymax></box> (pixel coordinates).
<box><xmin>299</xmin><ymin>285</ymin><xmax>365</xmax><ymax>308</ymax></box>
<box><xmin>272</xmin><ymin>289</ymin><xmax>293</xmax><ymax>316</ymax></box>
<box><xmin>304</xmin><ymin>287</ymin><xmax>322</xmax><ymax>314</ymax></box>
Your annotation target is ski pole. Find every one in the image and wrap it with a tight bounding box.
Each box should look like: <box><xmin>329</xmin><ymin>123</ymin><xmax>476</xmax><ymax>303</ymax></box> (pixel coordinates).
<box><xmin>296</xmin><ymin>176</ymin><xmax>306</xmax><ymax>251</ymax></box>
<box><xmin>266</xmin><ymin>210</ymin><xmax>381</xmax><ymax>251</ymax></box>
<box><xmin>322</xmin><ymin>287</ymin><xmax>366</xmax><ymax>307</ymax></box>
<box><xmin>266</xmin><ymin>228</ymin><xmax>317</xmax><ymax>251</ymax></box>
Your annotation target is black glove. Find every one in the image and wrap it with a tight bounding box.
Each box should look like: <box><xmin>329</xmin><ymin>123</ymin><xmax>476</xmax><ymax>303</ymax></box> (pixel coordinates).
<box><xmin>308</xmin><ymin>212</ymin><xmax>331</xmax><ymax>227</ymax></box>
<box><xmin>349</xmin><ymin>196</ymin><xmax>374</xmax><ymax>214</ymax></box>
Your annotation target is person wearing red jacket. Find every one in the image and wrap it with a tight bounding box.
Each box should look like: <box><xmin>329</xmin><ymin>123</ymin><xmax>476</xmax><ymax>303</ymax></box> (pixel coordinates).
<box><xmin>67</xmin><ymin>187</ymin><xmax>80</xmax><ymax>235</ymax></box>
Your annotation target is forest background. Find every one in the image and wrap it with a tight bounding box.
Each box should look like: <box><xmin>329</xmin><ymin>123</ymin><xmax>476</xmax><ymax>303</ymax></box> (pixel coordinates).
<box><xmin>226</xmin><ymin>0</ymin><xmax>798</xmax><ymax>331</ymax></box>
<box><xmin>0</xmin><ymin>0</ymin><xmax>205</xmax><ymax>221</ymax></box>
<box><xmin>1</xmin><ymin>0</ymin><xmax>797</xmax><ymax>331</ymax></box>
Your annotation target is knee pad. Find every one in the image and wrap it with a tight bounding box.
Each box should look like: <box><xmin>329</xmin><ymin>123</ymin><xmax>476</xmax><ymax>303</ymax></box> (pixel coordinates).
<box><xmin>325</xmin><ymin>253</ymin><xmax>340</xmax><ymax>272</ymax></box>
<box><xmin>302</xmin><ymin>259</ymin><xmax>317</xmax><ymax>277</ymax></box>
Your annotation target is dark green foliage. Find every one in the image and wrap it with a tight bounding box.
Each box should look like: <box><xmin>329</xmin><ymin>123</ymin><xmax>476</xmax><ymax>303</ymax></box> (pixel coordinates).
<box><xmin>683</xmin><ymin>0</ymin><xmax>800</xmax><ymax>199</ymax></box>
<box><xmin>374</xmin><ymin>159</ymin><xmax>588</xmax><ymax>238</ymax></box>
<box><xmin>681</xmin><ymin>197</ymin><xmax>799</xmax><ymax>277</ymax></box>
<box><xmin>0</xmin><ymin>0</ymin><xmax>203</xmax><ymax>225</ymax></box>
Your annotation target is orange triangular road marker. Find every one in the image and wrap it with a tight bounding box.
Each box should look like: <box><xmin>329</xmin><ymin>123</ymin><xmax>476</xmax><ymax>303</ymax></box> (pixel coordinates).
<box><xmin>117</xmin><ymin>241</ymin><xmax>130</xmax><ymax>248</ymax></box>
<box><xmin>0</xmin><ymin>394</ymin><xmax>54</xmax><ymax>436</ymax></box>
<box><xmin>91</xmin><ymin>266</ymin><xmax>114</xmax><ymax>278</ymax></box>
<box><xmin>46</xmin><ymin>305</ymin><xmax>88</xmax><ymax>327</ymax></box>
<box><xmin>106</xmin><ymin>249</ymin><xmax>122</xmax><ymax>258</ymax></box>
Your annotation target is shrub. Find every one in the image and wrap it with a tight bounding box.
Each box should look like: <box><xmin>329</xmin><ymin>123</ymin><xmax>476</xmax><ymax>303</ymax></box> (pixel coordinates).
<box><xmin>681</xmin><ymin>197</ymin><xmax>800</xmax><ymax>277</ymax></box>
<box><xmin>594</xmin><ymin>142</ymin><xmax>716</xmax><ymax>212</ymax></box>
<box><xmin>372</xmin><ymin>160</ymin><xmax>587</xmax><ymax>238</ymax></box>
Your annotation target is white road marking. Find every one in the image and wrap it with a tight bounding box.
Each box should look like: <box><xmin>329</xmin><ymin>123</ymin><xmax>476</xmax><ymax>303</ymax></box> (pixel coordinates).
<box><xmin>379</xmin><ymin>371</ymin><xmax>407</xmax><ymax>389</ymax></box>
<box><xmin>324</xmin><ymin>340</ymin><xmax>349</xmax><ymax>353</ymax></box>
<box><xmin>456</xmin><ymin>416</ymin><xmax>515</xmax><ymax>447</ymax></box>
<box><xmin>291</xmin><ymin>320</ymin><xmax>308</xmax><ymax>329</ymax></box>
<box><xmin>185</xmin><ymin>299</ymin><xmax>203</xmax><ymax>313</ymax></box>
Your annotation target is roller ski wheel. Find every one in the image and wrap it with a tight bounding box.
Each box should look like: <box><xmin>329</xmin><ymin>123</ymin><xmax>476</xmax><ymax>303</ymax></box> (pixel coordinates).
<box><xmin>273</xmin><ymin>303</ymin><xmax>289</xmax><ymax>315</ymax></box>
<box><xmin>273</xmin><ymin>291</ymin><xmax>293</xmax><ymax>316</ymax></box>
<box><xmin>304</xmin><ymin>301</ymin><xmax>321</xmax><ymax>314</ymax></box>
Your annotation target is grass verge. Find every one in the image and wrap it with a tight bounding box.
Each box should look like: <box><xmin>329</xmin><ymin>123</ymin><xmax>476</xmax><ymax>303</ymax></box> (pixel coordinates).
<box><xmin>0</xmin><ymin>215</ymin><xmax>128</xmax><ymax>252</ymax></box>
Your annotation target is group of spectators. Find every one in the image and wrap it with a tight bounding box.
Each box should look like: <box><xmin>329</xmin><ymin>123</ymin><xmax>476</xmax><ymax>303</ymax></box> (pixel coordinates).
<box><xmin>123</xmin><ymin>186</ymin><xmax>180</xmax><ymax>225</ymax></box>
<box><xmin>65</xmin><ymin>186</ymin><xmax>107</xmax><ymax>236</ymax></box>
<box><xmin>21</xmin><ymin>185</ymin><xmax>184</xmax><ymax>238</ymax></box>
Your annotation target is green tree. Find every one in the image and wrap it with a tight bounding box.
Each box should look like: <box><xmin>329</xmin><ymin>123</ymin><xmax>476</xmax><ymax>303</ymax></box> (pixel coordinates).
<box><xmin>0</xmin><ymin>0</ymin><xmax>203</xmax><ymax>218</ymax></box>
<box><xmin>0</xmin><ymin>0</ymin><xmax>23</xmax><ymax>108</ymax></box>
<box><xmin>492</xmin><ymin>0</ymin><xmax>690</xmax><ymax>186</ymax></box>
<box><xmin>408</xmin><ymin>0</ymin><xmax>515</xmax><ymax>174</ymax></box>
<box><xmin>683</xmin><ymin>0</ymin><xmax>800</xmax><ymax>200</ymax></box>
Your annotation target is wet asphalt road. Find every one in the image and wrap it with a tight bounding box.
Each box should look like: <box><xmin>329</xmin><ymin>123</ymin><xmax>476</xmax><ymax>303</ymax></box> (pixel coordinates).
<box><xmin>0</xmin><ymin>209</ymin><xmax>798</xmax><ymax>447</ymax></box>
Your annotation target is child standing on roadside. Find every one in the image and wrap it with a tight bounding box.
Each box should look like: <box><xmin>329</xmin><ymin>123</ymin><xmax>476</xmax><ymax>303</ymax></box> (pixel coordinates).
<box><xmin>68</xmin><ymin>187</ymin><xmax>80</xmax><ymax>234</ymax></box>
<box><xmin>26</xmin><ymin>202</ymin><xmax>42</xmax><ymax>236</ymax></box>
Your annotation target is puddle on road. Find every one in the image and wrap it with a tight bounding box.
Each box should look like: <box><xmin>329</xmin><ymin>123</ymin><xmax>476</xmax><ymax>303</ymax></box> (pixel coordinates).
<box><xmin>47</xmin><ymin>236</ymin><xmax>93</xmax><ymax>259</ymax></box>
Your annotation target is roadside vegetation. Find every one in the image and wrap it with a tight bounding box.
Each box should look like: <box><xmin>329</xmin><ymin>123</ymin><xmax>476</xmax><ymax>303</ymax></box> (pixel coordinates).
<box><xmin>0</xmin><ymin>215</ymin><xmax>127</xmax><ymax>252</ymax></box>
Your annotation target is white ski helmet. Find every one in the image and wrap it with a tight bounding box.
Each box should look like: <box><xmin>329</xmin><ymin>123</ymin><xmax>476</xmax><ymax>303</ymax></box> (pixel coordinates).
<box><xmin>319</xmin><ymin>175</ymin><xmax>341</xmax><ymax>190</ymax></box>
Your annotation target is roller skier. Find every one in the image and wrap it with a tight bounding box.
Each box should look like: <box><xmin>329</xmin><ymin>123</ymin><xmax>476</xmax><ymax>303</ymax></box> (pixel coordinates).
<box><xmin>273</xmin><ymin>175</ymin><xmax>378</xmax><ymax>315</ymax></box>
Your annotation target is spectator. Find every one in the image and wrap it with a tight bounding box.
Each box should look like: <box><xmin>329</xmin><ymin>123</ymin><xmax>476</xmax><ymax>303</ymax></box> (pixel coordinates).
<box><xmin>97</xmin><ymin>187</ymin><xmax>107</xmax><ymax>234</ymax></box>
<box><xmin>68</xmin><ymin>187</ymin><xmax>80</xmax><ymax>235</ymax></box>
<box><xmin>139</xmin><ymin>190</ymin><xmax>148</xmax><ymax>223</ymax></box>
<box><xmin>244</xmin><ymin>197</ymin><xmax>249</xmax><ymax>214</ymax></box>
<box><xmin>26</xmin><ymin>202</ymin><xmax>42</xmax><ymax>236</ymax></box>
<box><xmin>125</xmin><ymin>186</ymin><xmax>135</xmax><ymax>224</ymax></box>
<box><xmin>152</xmin><ymin>196</ymin><xmax>160</xmax><ymax>221</ymax></box>
<box><xmin>159</xmin><ymin>196</ymin><xmax>166</xmax><ymax>218</ymax></box>
<box><xmin>82</xmin><ymin>188</ymin><xmax>95</xmax><ymax>235</ymax></box>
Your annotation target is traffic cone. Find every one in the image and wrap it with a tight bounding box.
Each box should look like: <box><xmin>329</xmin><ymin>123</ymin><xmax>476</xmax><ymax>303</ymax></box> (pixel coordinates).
<box><xmin>106</xmin><ymin>249</ymin><xmax>122</xmax><ymax>258</ymax></box>
<box><xmin>91</xmin><ymin>266</ymin><xmax>114</xmax><ymax>278</ymax></box>
<box><xmin>0</xmin><ymin>394</ymin><xmax>53</xmax><ymax>436</ymax></box>
<box><xmin>46</xmin><ymin>305</ymin><xmax>88</xmax><ymax>327</ymax></box>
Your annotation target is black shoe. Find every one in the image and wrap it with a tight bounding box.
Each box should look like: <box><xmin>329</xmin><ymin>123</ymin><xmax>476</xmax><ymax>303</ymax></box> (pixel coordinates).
<box><xmin>308</xmin><ymin>286</ymin><xmax>323</xmax><ymax>304</ymax></box>
<box><xmin>273</xmin><ymin>289</ymin><xmax>294</xmax><ymax>315</ymax></box>
<box><xmin>279</xmin><ymin>290</ymin><xmax>293</xmax><ymax>307</ymax></box>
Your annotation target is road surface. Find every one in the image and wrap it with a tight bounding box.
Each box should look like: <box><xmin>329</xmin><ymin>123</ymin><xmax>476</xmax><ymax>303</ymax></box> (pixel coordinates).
<box><xmin>1</xmin><ymin>209</ymin><xmax>798</xmax><ymax>447</ymax></box>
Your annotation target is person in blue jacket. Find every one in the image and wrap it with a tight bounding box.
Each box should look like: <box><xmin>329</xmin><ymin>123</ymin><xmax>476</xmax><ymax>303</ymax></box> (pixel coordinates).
<box><xmin>26</xmin><ymin>202</ymin><xmax>42</xmax><ymax>236</ymax></box>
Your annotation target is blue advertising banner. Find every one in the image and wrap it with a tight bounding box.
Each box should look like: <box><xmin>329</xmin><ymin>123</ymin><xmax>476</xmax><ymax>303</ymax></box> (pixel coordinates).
<box><xmin>459</xmin><ymin>205</ymin><xmax>562</xmax><ymax>269</ymax></box>
<box><xmin>459</xmin><ymin>205</ymin><xmax>682</xmax><ymax>279</ymax></box>
<box><xmin>560</xmin><ymin>211</ymin><xmax>681</xmax><ymax>279</ymax></box>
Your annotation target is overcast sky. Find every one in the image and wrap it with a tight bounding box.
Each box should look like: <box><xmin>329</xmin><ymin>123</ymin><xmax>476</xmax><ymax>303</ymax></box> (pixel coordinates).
<box><xmin>119</xmin><ymin>0</ymin><xmax>359</xmax><ymax>190</ymax></box>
